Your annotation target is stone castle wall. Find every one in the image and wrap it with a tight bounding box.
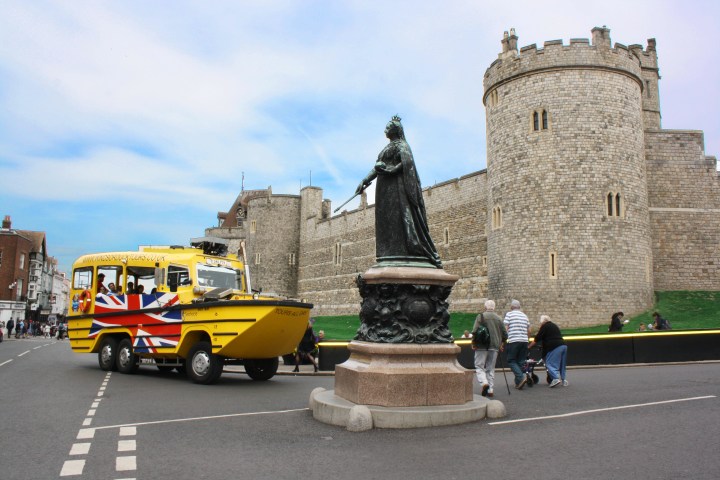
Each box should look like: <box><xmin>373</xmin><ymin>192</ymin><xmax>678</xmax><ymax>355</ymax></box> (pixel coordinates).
<box><xmin>296</xmin><ymin>172</ymin><xmax>489</xmax><ymax>317</ymax></box>
<box><xmin>646</xmin><ymin>130</ymin><xmax>720</xmax><ymax>290</ymax></box>
<box><xmin>246</xmin><ymin>194</ymin><xmax>301</xmax><ymax>297</ymax></box>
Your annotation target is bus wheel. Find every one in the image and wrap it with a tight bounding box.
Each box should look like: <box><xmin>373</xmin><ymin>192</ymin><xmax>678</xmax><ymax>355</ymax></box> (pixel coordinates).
<box><xmin>98</xmin><ymin>337</ymin><xmax>118</xmax><ymax>371</ymax></box>
<box><xmin>116</xmin><ymin>339</ymin><xmax>139</xmax><ymax>374</ymax></box>
<box><xmin>244</xmin><ymin>357</ymin><xmax>279</xmax><ymax>381</ymax></box>
<box><xmin>187</xmin><ymin>341</ymin><xmax>223</xmax><ymax>384</ymax></box>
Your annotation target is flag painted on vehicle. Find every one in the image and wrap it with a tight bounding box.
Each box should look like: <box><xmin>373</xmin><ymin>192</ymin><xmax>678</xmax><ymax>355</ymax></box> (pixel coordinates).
<box><xmin>90</xmin><ymin>293</ymin><xmax>182</xmax><ymax>353</ymax></box>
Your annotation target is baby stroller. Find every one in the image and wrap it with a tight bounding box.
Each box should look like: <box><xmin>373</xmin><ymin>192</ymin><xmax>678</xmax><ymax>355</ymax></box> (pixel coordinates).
<box><xmin>522</xmin><ymin>354</ymin><xmax>543</xmax><ymax>387</ymax></box>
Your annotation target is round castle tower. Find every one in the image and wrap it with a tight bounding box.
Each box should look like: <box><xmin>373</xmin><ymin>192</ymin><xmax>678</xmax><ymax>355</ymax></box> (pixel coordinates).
<box><xmin>484</xmin><ymin>27</ymin><xmax>655</xmax><ymax>327</ymax></box>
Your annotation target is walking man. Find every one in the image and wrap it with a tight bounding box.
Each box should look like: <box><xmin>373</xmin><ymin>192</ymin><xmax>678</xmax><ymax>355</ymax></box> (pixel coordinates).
<box><xmin>472</xmin><ymin>300</ymin><xmax>507</xmax><ymax>398</ymax></box>
<box><xmin>503</xmin><ymin>299</ymin><xmax>531</xmax><ymax>389</ymax></box>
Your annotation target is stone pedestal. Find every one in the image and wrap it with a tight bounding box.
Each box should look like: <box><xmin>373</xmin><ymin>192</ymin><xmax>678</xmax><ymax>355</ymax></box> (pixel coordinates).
<box><xmin>335</xmin><ymin>341</ymin><xmax>473</xmax><ymax>406</ymax></box>
<box><xmin>311</xmin><ymin>265</ymin><xmax>505</xmax><ymax>429</ymax></box>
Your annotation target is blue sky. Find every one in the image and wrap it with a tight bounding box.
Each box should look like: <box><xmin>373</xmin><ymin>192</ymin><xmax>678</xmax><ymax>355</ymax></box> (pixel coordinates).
<box><xmin>1</xmin><ymin>0</ymin><xmax>718</xmax><ymax>275</ymax></box>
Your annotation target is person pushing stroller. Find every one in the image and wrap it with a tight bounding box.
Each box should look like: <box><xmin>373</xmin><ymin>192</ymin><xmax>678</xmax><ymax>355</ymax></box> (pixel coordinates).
<box><xmin>528</xmin><ymin>315</ymin><xmax>568</xmax><ymax>387</ymax></box>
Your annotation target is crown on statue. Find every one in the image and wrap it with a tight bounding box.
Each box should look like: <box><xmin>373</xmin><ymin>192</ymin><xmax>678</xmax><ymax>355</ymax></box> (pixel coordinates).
<box><xmin>391</xmin><ymin>114</ymin><xmax>402</xmax><ymax>122</ymax></box>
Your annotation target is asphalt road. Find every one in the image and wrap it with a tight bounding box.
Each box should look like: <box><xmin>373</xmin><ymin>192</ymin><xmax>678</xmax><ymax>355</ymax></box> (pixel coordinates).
<box><xmin>1</xmin><ymin>337</ymin><xmax>718</xmax><ymax>480</ymax></box>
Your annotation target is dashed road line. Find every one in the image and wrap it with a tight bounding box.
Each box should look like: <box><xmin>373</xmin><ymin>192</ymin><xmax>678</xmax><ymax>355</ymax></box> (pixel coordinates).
<box><xmin>59</xmin><ymin>459</ymin><xmax>85</xmax><ymax>477</ymax></box>
<box><xmin>488</xmin><ymin>395</ymin><xmax>717</xmax><ymax>425</ymax></box>
<box><xmin>69</xmin><ymin>443</ymin><xmax>91</xmax><ymax>455</ymax></box>
<box><xmin>60</xmin><ymin>372</ymin><xmax>112</xmax><ymax>477</ymax></box>
<box><xmin>18</xmin><ymin>350</ymin><xmax>30</xmax><ymax>357</ymax></box>
<box><xmin>0</xmin><ymin>359</ymin><xmax>12</xmax><ymax>367</ymax></box>
<box><xmin>116</xmin><ymin>456</ymin><xmax>137</xmax><ymax>472</ymax></box>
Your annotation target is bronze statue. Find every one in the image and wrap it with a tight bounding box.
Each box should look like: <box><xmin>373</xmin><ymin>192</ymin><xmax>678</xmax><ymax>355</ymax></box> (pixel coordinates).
<box><xmin>355</xmin><ymin>116</ymin><xmax>442</xmax><ymax>268</ymax></box>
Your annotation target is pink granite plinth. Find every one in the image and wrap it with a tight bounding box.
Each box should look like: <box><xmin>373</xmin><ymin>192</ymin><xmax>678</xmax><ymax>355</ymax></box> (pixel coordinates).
<box><xmin>334</xmin><ymin>341</ymin><xmax>474</xmax><ymax>407</ymax></box>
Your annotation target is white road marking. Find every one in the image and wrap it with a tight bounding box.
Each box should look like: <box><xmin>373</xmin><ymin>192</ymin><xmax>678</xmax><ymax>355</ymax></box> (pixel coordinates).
<box><xmin>33</xmin><ymin>345</ymin><xmax>43</xmax><ymax>350</ymax></box>
<box><xmin>91</xmin><ymin>402</ymin><xmax>99</xmax><ymax>408</ymax></box>
<box><xmin>489</xmin><ymin>395</ymin><xmax>717</xmax><ymax>425</ymax></box>
<box><xmin>119</xmin><ymin>426</ymin><xmax>137</xmax><ymax>436</ymax></box>
<box><xmin>60</xmin><ymin>459</ymin><xmax>85</xmax><ymax>476</ymax></box>
<box><xmin>82</xmin><ymin>418</ymin><xmax>92</xmax><ymax>426</ymax></box>
<box><xmin>77</xmin><ymin>428</ymin><xmax>95</xmax><ymax>439</ymax></box>
<box><xmin>116</xmin><ymin>456</ymin><xmax>137</xmax><ymax>471</ymax></box>
<box><xmin>95</xmin><ymin>407</ymin><xmax>309</xmax><ymax>431</ymax></box>
<box><xmin>69</xmin><ymin>443</ymin><xmax>91</xmax><ymax>455</ymax></box>
<box><xmin>118</xmin><ymin>439</ymin><xmax>136</xmax><ymax>452</ymax></box>
<box><xmin>0</xmin><ymin>359</ymin><xmax>12</xmax><ymax>367</ymax></box>
<box><xmin>18</xmin><ymin>350</ymin><xmax>30</xmax><ymax>357</ymax></box>
<box><xmin>87</xmin><ymin>409</ymin><xmax>96</xmax><ymax>416</ymax></box>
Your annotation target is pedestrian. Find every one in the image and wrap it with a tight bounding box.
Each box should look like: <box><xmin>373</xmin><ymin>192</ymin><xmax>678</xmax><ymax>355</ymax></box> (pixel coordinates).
<box><xmin>472</xmin><ymin>300</ymin><xmax>507</xmax><ymax>398</ymax></box>
<box><xmin>652</xmin><ymin>312</ymin><xmax>671</xmax><ymax>330</ymax></box>
<box><xmin>503</xmin><ymin>299</ymin><xmax>531</xmax><ymax>389</ymax></box>
<box><xmin>6</xmin><ymin>319</ymin><xmax>14</xmax><ymax>338</ymax></box>
<box><xmin>529</xmin><ymin>315</ymin><xmax>568</xmax><ymax>387</ymax></box>
<box><xmin>293</xmin><ymin>320</ymin><xmax>318</xmax><ymax>372</ymax></box>
<box><xmin>16</xmin><ymin>319</ymin><xmax>25</xmax><ymax>338</ymax></box>
<box><xmin>608</xmin><ymin>311</ymin><xmax>628</xmax><ymax>332</ymax></box>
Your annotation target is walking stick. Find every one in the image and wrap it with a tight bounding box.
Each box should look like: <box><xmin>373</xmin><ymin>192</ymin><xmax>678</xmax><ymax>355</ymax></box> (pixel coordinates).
<box><xmin>499</xmin><ymin>347</ymin><xmax>511</xmax><ymax>395</ymax></box>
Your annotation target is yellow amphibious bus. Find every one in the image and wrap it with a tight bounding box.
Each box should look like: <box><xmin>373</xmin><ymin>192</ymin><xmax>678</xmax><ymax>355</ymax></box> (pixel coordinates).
<box><xmin>67</xmin><ymin>238</ymin><xmax>313</xmax><ymax>384</ymax></box>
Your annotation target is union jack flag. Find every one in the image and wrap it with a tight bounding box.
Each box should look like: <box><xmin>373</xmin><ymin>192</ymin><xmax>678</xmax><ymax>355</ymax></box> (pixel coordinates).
<box><xmin>91</xmin><ymin>293</ymin><xmax>182</xmax><ymax>353</ymax></box>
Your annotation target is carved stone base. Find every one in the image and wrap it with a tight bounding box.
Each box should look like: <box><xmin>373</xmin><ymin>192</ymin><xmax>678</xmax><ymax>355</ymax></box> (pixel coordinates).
<box><xmin>335</xmin><ymin>341</ymin><xmax>473</xmax><ymax>407</ymax></box>
<box><xmin>355</xmin><ymin>266</ymin><xmax>460</xmax><ymax>344</ymax></box>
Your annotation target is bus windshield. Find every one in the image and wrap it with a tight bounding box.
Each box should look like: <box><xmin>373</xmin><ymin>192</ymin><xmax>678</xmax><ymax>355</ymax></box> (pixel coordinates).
<box><xmin>196</xmin><ymin>263</ymin><xmax>241</xmax><ymax>290</ymax></box>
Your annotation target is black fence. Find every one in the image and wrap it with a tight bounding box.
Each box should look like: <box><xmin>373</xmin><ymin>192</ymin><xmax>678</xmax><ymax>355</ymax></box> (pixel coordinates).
<box><xmin>317</xmin><ymin>330</ymin><xmax>720</xmax><ymax>371</ymax></box>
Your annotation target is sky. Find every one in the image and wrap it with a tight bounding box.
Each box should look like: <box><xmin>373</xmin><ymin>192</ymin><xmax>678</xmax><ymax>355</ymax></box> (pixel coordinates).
<box><xmin>1</xmin><ymin>0</ymin><xmax>719</xmax><ymax>275</ymax></box>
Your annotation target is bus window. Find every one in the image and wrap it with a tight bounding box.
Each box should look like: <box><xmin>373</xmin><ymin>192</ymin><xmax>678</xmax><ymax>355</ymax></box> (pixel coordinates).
<box><xmin>98</xmin><ymin>266</ymin><xmax>123</xmax><ymax>295</ymax></box>
<box><xmin>197</xmin><ymin>263</ymin><xmax>240</xmax><ymax>290</ymax></box>
<box><xmin>167</xmin><ymin>265</ymin><xmax>191</xmax><ymax>292</ymax></box>
<box><xmin>126</xmin><ymin>266</ymin><xmax>158</xmax><ymax>294</ymax></box>
<box><xmin>73</xmin><ymin>268</ymin><xmax>93</xmax><ymax>290</ymax></box>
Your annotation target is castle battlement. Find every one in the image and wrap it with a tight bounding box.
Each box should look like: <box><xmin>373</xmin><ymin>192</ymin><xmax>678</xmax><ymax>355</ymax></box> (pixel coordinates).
<box><xmin>484</xmin><ymin>27</ymin><xmax>651</xmax><ymax>104</ymax></box>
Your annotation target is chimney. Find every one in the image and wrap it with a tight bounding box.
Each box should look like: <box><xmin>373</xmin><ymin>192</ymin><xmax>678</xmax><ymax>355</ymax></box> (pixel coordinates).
<box><xmin>2</xmin><ymin>215</ymin><xmax>10</xmax><ymax>230</ymax></box>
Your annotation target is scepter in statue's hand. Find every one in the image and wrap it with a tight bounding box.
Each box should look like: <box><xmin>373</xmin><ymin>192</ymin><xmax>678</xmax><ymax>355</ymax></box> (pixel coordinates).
<box><xmin>333</xmin><ymin>169</ymin><xmax>377</xmax><ymax>213</ymax></box>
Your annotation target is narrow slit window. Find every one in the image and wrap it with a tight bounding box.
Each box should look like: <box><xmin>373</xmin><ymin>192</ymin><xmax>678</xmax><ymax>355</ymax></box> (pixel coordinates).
<box><xmin>549</xmin><ymin>252</ymin><xmax>558</xmax><ymax>278</ymax></box>
<box><xmin>334</xmin><ymin>243</ymin><xmax>342</xmax><ymax>266</ymax></box>
<box><xmin>615</xmin><ymin>193</ymin><xmax>622</xmax><ymax>217</ymax></box>
<box><xmin>542</xmin><ymin>110</ymin><xmax>548</xmax><ymax>130</ymax></box>
<box><xmin>533</xmin><ymin>111</ymin><xmax>539</xmax><ymax>131</ymax></box>
<box><xmin>443</xmin><ymin>227</ymin><xmax>450</xmax><ymax>246</ymax></box>
<box><xmin>607</xmin><ymin>193</ymin><xmax>614</xmax><ymax>216</ymax></box>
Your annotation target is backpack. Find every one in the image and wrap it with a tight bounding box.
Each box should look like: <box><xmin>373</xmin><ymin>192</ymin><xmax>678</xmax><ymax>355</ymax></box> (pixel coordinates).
<box><xmin>472</xmin><ymin>315</ymin><xmax>491</xmax><ymax>348</ymax></box>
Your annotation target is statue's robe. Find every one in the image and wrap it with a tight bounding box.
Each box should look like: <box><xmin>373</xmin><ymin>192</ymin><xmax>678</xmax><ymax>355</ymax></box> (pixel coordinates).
<box><xmin>374</xmin><ymin>139</ymin><xmax>442</xmax><ymax>268</ymax></box>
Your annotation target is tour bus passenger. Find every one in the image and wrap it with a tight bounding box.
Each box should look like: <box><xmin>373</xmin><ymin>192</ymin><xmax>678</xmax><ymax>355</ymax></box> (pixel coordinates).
<box><xmin>136</xmin><ymin>285</ymin><xmax>145</xmax><ymax>294</ymax></box>
<box><xmin>97</xmin><ymin>273</ymin><xmax>106</xmax><ymax>292</ymax></box>
<box><xmin>127</xmin><ymin>282</ymin><xmax>135</xmax><ymax>294</ymax></box>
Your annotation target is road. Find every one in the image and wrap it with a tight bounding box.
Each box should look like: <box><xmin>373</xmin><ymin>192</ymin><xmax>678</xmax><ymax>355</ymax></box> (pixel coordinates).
<box><xmin>1</xmin><ymin>337</ymin><xmax>718</xmax><ymax>479</ymax></box>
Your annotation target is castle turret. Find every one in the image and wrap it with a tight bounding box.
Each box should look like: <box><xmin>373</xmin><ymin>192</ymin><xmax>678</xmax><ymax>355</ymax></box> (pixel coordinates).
<box><xmin>483</xmin><ymin>27</ymin><xmax>654</xmax><ymax>326</ymax></box>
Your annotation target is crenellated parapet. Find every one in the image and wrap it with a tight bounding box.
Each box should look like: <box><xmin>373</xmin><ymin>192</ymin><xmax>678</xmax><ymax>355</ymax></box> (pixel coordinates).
<box><xmin>484</xmin><ymin>27</ymin><xmax>650</xmax><ymax>105</ymax></box>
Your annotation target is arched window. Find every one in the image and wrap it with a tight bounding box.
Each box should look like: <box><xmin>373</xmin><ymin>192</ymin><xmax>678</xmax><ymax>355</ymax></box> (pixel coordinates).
<box><xmin>533</xmin><ymin>111</ymin><xmax>539</xmax><ymax>131</ymax></box>
<box><xmin>542</xmin><ymin>110</ymin><xmax>548</xmax><ymax>130</ymax></box>
<box><xmin>606</xmin><ymin>191</ymin><xmax>624</xmax><ymax>218</ymax></box>
<box><xmin>492</xmin><ymin>206</ymin><xmax>503</xmax><ymax>230</ymax></box>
